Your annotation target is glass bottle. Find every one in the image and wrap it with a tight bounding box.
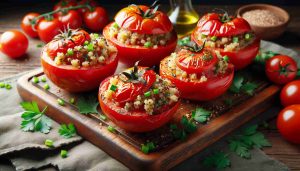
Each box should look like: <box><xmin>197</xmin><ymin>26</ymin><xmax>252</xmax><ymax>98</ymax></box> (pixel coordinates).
<box><xmin>168</xmin><ymin>0</ymin><xmax>200</xmax><ymax>37</ymax></box>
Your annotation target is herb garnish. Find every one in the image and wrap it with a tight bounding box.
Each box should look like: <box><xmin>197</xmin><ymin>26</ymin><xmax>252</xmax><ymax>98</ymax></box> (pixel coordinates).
<box><xmin>77</xmin><ymin>94</ymin><xmax>99</xmax><ymax>114</ymax></box>
<box><xmin>141</xmin><ymin>141</ymin><xmax>155</xmax><ymax>154</ymax></box>
<box><xmin>59</xmin><ymin>123</ymin><xmax>77</xmax><ymax>138</ymax></box>
<box><xmin>192</xmin><ymin>108</ymin><xmax>212</xmax><ymax>123</ymax></box>
<box><xmin>203</xmin><ymin>152</ymin><xmax>231</xmax><ymax>169</ymax></box>
<box><xmin>121</xmin><ymin>61</ymin><xmax>148</xmax><ymax>84</ymax></box>
<box><xmin>20</xmin><ymin>101</ymin><xmax>52</xmax><ymax>134</ymax></box>
<box><xmin>229</xmin><ymin>74</ymin><xmax>258</xmax><ymax>95</ymax></box>
<box><xmin>254</xmin><ymin>50</ymin><xmax>279</xmax><ymax>64</ymax></box>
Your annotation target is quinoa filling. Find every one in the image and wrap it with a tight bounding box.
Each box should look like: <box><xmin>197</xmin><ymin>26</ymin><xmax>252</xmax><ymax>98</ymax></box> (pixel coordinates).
<box><xmin>108</xmin><ymin>22</ymin><xmax>173</xmax><ymax>48</ymax></box>
<box><xmin>194</xmin><ymin>32</ymin><xmax>256</xmax><ymax>52</ymax></box>
<box><xmin>164</xmin><ymin>51</ymin><xmax>229</xmax><ymax>82</ymax></box>
<box><xmin>103</xmin><ymin>71</ymin><xmax>179</xmax><ymax>115</ymax></box>
<box><xmin>52</xmin><ymin>33</ymin><xmax>117</xmax><ymax>68</ymax></box>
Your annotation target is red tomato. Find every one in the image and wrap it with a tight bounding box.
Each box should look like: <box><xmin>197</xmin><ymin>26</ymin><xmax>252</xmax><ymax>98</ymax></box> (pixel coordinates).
<box><xmin>103</xmin><ymin>23</ymin><xmax>178</xmax><ymax>66</ymax></box>
<box><xmin>191</xmin><ymin>13</ymin><xmax>260</xmax><ymax>70</ymax></box>
<box><xmin>83</xmin><ymin>6</ymin><xmax>109</xmax><ymax>32</ymax></box>
<box><xmin>58</xmin><ymin>10</ymin><xmax>83</xmax><ymax>29</ymax></box>
<box><xmin>99</xmin><ymin>76</ymin><xmax>180</xmax><ymax>132</ymax></box>
<box><xmin>114</xmin><ymin>5</ymin><xmax>173</xmax><ymax>34</ymax></box>
<box><xmin>37</xmin><ymin>18</ymin><xmax>63</xmax><ymax>43</ymax></box>
<box><xmin>160</xmin><ymin>48</ymin><xmax>234</xmax><ymax>101</ymax></box>
<box><xmin>53</xmin><ymin>0</ymin><xmax>77</xmax><ymax>18</ymax></box>
<box><xmin>77</xmin><ymin>0</ymin><xmax>98</xmax><ymax>14</ymax></box>
<box><xmin>0</xmin><ymin>30</ymin><xmax>28</xmax><ymax>59</ymax></box>
<box><xmin>277</xmin><ymin>105</ymin><xmax>300</xmax><ymax>144</ymax></box>
<box><xmin>265</xmin><ymin>55</ymin><xmax>297</xmax><ymax>85</ymax></box>
<box><xmin>21</xmin><ymin>13</ymin><xmax>40</xmax><ymax>38</ymax></box>
<box><xmin>280</xmin><ymin>80</ymin><xmax>300</xmax><ymax>107</ymax></box>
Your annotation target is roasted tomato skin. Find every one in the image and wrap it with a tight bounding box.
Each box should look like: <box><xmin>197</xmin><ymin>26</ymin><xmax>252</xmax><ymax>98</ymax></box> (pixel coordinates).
<box><xmin>191</xmin><ymin>13</ymin><xmax>260</xmax><ymax>70</ymax></box>
<box><xmin>41</xmin><ymin>50</ymin><xmax>118</xmax><ymax>92</ymax></box>
<box><xmin>99</xmin><ymin>77</ymin><xmax>180</xmax><ymax>132</ymax></box>
<box><xmin>103</xmin><ymin>23</ymin><xmax>177</xmax><ymax>67</ymax></box>
<box><xmin>160</xmin><ymin>57</ymin><xmax>234</xmax><ymax>101</ymax></box>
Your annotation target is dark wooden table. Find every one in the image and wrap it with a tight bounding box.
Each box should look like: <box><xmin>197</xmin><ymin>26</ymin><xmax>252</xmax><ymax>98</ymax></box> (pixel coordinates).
<box><xmin>0</xmin><ymin>2</ymin><xmax>300</xmax><ymax>170</ymax></box>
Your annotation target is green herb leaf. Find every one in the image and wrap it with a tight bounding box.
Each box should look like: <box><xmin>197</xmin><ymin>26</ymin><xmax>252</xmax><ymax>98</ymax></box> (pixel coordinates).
<box><xmin>229</xmin><ymin>140</ymin><xmax>251</xmax><ymax>159</ymax></box>
<box><xmin>59</xmin><ymin>123</ymin><xmax>77</xmax><ymax>138</ymax></box>
<box><xmin>141</xmin><ymin>141</ymin><xmax>155</xmax><ymax>154</ymax></box>
<box><xmin>249</xmin><ymin>132</ymin><xmax>272</xmax><ymax>148</ymax></box>
<box><xmin>77</xmin><ymin>95</ymin><xmax>99</xmax><ymax>114</ymax></box>
<box><xmin>203</xmin><ymin>152</ymin><xmax>231</xmax><ymax>169</ymax></box>
<box><xmin>170</xmin><ymin>124</ymin><xmax>187</xmax><ymax>140</ymax></box>
<box><xmin>255</xmin><ymin>50</ymin><xmax>279</xmax><ymax>64</ymax></box>
<box><xmin>241</xmin><ymin>82</ymin><xmax>258</xmax><ymax>95</ymax></box>
<box><xmin>181</xmin><ymin>116</ymin><xmax>197</xmax><ymax>133</ymax></box>
<box><xmin>20</xmin><ymin>102</ymin><xmax>52</xmax><ymax>134</ymax></box>
<box><xmin>192</xmin><ymin>108</ymin><xmax>211</xmax><ymax>123</ymax></box>
<box><xmin>229</xmin><ymin>75</ymin><xmax>244</xmax><ymax>93</ymax></box>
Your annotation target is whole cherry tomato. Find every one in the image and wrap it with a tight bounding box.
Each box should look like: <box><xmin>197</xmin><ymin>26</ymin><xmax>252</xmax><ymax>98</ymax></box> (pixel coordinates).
<box><xmin>58</xmin><ymin>10</ymin><xmax>83</xmax><ymax>29</ymax></box>
<box><xmin>280</xmin><ymin>80</ymin><xmax>300</xmax><ymax>107</ymax></box>
<box><xmin>191</xmin><ymin>13</ymin><xmax>260</xmax><ymax>70</ymax></box>
<box><xmin>0</xmin><ymin>30</ymin><xmax>28</xmax><ymax>59</ymax></box>
<box><xmin>265</xmin><ymin>55</ymin><xmax>297</xmax><ymax>85</ymax></box>
<box><xmin>77</xmin><ymin>0</ymin><xmax>98</xmax><ymax>14</ymax></box>
<box><xmin>21</xmin><ymin>12</ymin><xmax>40</xmax><ymax>38</ymax></box>
<box><xmin>277</xmin><ymin>105</ymin><xmax>300</xmax><ymax>144</ymax></box>
<box><xmin>53</xmin><ymin>0</ymin><xmax>77</xmax><ymax>18</ymax></box>
<box><xmin>37</xmin><ymin>18</ymin><xmax>63</xmax><ymax>43</ymax></box>
<box><xmin>83</xmin><ymin>6</ymin><xmax>109</xmax><ymax>32</ymax></box>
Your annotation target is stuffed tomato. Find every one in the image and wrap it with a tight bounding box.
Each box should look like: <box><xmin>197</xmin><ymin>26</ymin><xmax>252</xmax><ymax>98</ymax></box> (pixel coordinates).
<box><xmin>99</xmin><ymin>64</ymin><xmax>180</xmax><ymax>132</ymax></box>
<box><xmin>160</xmin><ymin>41</ymin><xmax>234</xmax><ymax>101</ymax></box>
<box><xmin>191</xmin><ymin>13</ymin><xmax>260</xmax><ymax>70</ymax></box>
<box><xmin>41</xmin><ymin>29</ymin><xmax>118</xmax><ymax>92</ymax></box>
<box><xmin>103</xmin><ymin>1</ymin><xmax>177</xmax><ymax>67</ymax></box>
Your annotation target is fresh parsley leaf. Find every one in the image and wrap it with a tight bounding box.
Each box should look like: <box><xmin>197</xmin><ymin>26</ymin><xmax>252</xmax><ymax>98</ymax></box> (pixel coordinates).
<box><xmin>249</xmin><ymin>132</ymin><xmax>272</xmax><ymax>148</ymax></box>
<box><xmin>20</xmin><ymin>101</ymin><xmax>52</xmax><ymax>134</ymax></box>
<box><xmin>242</xmin><ymin>124</ymin><xmax>258</xmax><ymax>135</ymax></box>
<box><xmin>181</xmin><ymin>115</ymin><xmax>197</xmax><ymax>133</ymax></box>
<box><xmin>170</xmin><ymin>124</ymin><xmax>187</xmax><ymax>140</ymax></box>
<box><xmin>178</xmin><ymin>36</ymin><xmax>191</xmax><ymax>46</ymax></box>
<box><xmin>77</xmin><ymin>94</ymin><xmax>99</xmax><ymax>114</ymax></box>
<box><xmin>229</xmin><ymin>75</ymin><xmax>244</xmax><ymax>93</ymax></box>
<box><xmin>192</xmin><ymin>108</ymin><xmax>211</xmax><ymax>123</ymax></box>
<box><xmin>255</xmin><ymin>50</ymin><xmax>279</xmax><ymax>64</ymax></box>
<box><xmin>229</xmin><ymin>140</ymin><xmax>251</xmax><ymax>159</ymax></box>
<box><xmin>241</xmin><ymin>82</ymin><xmax>258</xmax><ymax>95</ymax></box>
<box><xmin>203</xmin><ymin>152</ymin><xmax>231</xmax><ymax>169</ymax></box>
<box><xmin>59</xmin><ymin>123</ymin><xmax>77</xmax><ymax>138</ymax></box>
<box><xmin>141</xmin><ymin>141</ymin><xmax>155</xmax><ymax>154</ymax></box>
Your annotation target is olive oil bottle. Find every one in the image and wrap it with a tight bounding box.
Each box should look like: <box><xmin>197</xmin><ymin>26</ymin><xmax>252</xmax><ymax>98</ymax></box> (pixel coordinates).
<box><xmin>168</xmin><ymin>0</ymin><xmax>199</xmax><ymax>37</ymax></box>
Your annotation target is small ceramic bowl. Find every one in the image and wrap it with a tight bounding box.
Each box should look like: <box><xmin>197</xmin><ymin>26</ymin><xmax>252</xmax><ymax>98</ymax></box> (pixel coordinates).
<box><xmin>237</xmin><ymin>4</ymin><xmax>290</xmax><ymax>40</ymax></box>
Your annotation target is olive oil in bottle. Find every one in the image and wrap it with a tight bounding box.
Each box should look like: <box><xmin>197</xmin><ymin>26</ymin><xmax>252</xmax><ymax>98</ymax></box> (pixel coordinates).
<box><xmin>168</xmin><ymin>0</ymin><xmax>199</xmax><ymax>37</ymax></box>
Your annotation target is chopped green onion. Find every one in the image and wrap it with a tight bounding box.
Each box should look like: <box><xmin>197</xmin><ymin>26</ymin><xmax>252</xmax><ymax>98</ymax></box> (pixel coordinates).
<box><xmin>67</xmin><ymin>49</ymin><xmax>74</xmax><ymax>56</ymax></box>
<box><xmin>245</xmin><ymin>33</ymin><xmax>251</xmax><ymax>40</ymax></box>
<box><xmin>144</xmin><ymin>42</ymin><xmax>152</xmax><ymax>48</ymax></box>
<box><xmin>43</xmin><ymin>84</ymin><xmax>50</xmax><ymax>90</ymax></box>
<box><xmin>153</xmin><ymin>89</ymin><xmax>159</xmax><ymax>95</ymax></box>
<box><xmin>100</xmin><ymin>114</ymin><xmax>107</xmax><ymax>120</ymax></box>
<box><xmin>93</xmin><ymin>33</ymin><xmax>99</xmax><ymax>39</ymax></box>
<box><xmin>44</xmin><ymin>139</ymin><xmax>54</xmax><ymax>147</ymax></box>
<box><xmin>36</xmin><ymin>44</ymin><xmax>43</xmax><ymax>48</ymax></box>
<box><xmin>60</xmin><ymin>150</ymin><xmax>68</xmax><ymax>158</ymax></box>
<box><xmin>32</xmin><ymin>77</ymin><xmax>39</xmax><ymax>84</ymax></box>
<box><xmin>223</xmin><ymin>55</ymin><xmax>229</xmax><ymax>62</ymax></box>
<box><xmin>110</xmin><ymin>85</ymin><xmax>117</xmax><ymax>91</ymax></box>
<box><xmin>201</xmin><ymin>34</ymin><xmax>207</xmax><ymax>38</ymax></box>
<box><xmin>5</xmin><ymin>84</ymin><xmax>12</xmax><ymax>90</ymax></box>
<box><xmin>57</xmin><ymin>99</ymin><xmax>65</xmax><ymax>106</ymax></box>
<box><xmin>144</xmin><ymin>91</ymin><xmax>151</xmax><ymax>97</ymax></box>
<box><xmin>113</xmin><ymin>22</ymin><xmax>119</xmax><ymax>29</ymax></box>
<box><xmin>233</xmin><ymin>37</ymin><xmax>239</xmax><ymax>43</ymax></box>
<box><xmin>87</xmin><ymin>43</ymin><xmax>94</xmax><ymax>52</ymax></box>
<box><xmin>0</xmin><ymin>82</ymin><xmax>5</xmax><ymax>88</ymax></box>
<box><xmin>41</xmin><ymin>77</ymin><xmax>47</xmax><ymax>82</ymax></box>
<box><xmin>211</xmin><ymin>36</ymin><xmax>217</xmax><ymax>42</ymax></box>
<box><xmin>84</xmin><ymin>40</ymin><xmax>89</xmax><ymax>45</ymax></box>
<box><xmin>107</xmin><ymin>125</ymin><xmax>116</xmax><ymax>133</ymax></box>
<box><xmin>69</xmin><ymin>97</ymin><xmax>75</xmax><ymax>104</ymax></box>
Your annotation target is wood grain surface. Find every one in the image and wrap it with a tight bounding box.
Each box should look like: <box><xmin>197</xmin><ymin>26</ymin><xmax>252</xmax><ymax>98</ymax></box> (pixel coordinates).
<box><xmin>1</xmin><ymin>1</ymin><xmax>300</xmax><ymax>170</ymax></box>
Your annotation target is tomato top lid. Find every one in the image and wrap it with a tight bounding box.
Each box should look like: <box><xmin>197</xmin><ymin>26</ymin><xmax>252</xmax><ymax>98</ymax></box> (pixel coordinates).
<box><xmin>194</xmin><ymin>12</ymin><xmax>251</xmax><ymax>37</ymax></box>
<box><xmin>114</xmin><ymin>1</ymin><xmax>173</xmax><ymax>34</ymax></box>
<box><xmin>175</xmin><ymin>41</ymin><xmax>218</xmax><ymax>74</ymax></box>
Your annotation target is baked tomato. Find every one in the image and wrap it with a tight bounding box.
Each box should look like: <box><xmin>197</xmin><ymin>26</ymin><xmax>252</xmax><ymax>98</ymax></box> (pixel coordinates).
<box><xmin>160</xmin><ymin>41</ymin><xmax>234</xmax><ymax>101</ymax></box>
<box><xmin>191</xmin><ymin>13</ymin><xmax>260</xmax><ymax>70</ymax></box>
<box><xmin>277</xmin><ymin>105</ymin><xmax>300</xmax><ymax>144</ymax></box>
<box><xmin>41</xmin><ymin>29</ymin><xmax>118</xmax><ymax>92</ymax></box>
<box><xmin>53</xmin><ymin>0</ymin><xmax>77</xmax><ymax>18</ymax></box>
<box><xmin>103</xmin><ymin>2</ymin><xmax>177</xmax><ymax>67</ymax></box>
<box><xmin>99</xmin><ymin>65</ymin><xmax>180</xmax><ymax>132</ymax></box>
<box><xmin>280</xmin><ymin>80</ymin><xmax>300</xmax><ymax>107</ymax></box>
<box><xmin>37</xmin><ymin>18</ymin><xmax>63</xmax><ymax>43</ymax></box>
<box><xmin>83</xmin><ymin>6</ymin><xmax>109</xmax><ymax>32</ymax></box>
<box><xmin>0</xmin><ymin>30</ymin><xmax>28</xmax><ymax>59</ymax></box>
<box><xmin>58</xmin><ymin>10</ymin><xmax>83</xmax><ymax>29</ymax></box>
<box><xmin>265</xmin><ymin>55</ymin><xmax>297</xmax><ymax>85</ymax></box>
<box><xmin>21</xmin><ymin>12</ymin><xmax>40</xmax><ymax>38</ymax></box>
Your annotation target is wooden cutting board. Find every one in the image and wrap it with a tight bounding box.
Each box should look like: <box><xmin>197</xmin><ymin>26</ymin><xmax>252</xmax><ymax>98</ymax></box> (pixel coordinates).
<box><xmin>17</xmin><ymin>66</ymin><xmax>280</xmax><ymax>171</ymax></box>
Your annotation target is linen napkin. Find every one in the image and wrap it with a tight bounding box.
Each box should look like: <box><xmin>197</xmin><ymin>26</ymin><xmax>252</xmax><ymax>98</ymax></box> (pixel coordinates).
<box><xmin>0</xmin><ymin>40</ymin><xmax>295</xmax><ymax>171</ymax></box>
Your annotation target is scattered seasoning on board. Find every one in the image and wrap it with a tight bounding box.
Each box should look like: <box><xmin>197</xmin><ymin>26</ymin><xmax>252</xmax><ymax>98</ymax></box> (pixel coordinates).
<box><xmin>242</xmin><ymin>9</ymin><xmax>284</xmax><ymax>26</ymax></box>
